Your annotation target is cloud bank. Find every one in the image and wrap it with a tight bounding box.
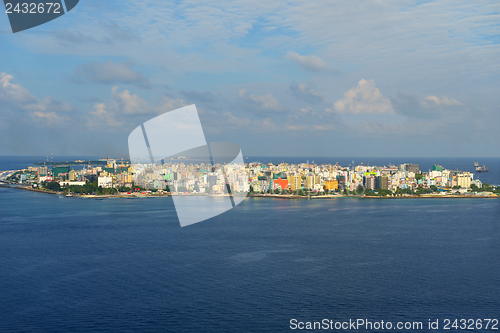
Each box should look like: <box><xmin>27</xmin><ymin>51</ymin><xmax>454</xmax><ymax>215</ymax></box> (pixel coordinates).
<box><xmin>73</xmin><ymin>60</ymin><xmax>151</xmax><ymax>88</ymax></box>
<box><xmin>286</xmin><ymin>51</ymin><xmax>338</xmax><ymax>73</ymax></box>
<box><xmin>0</xmin><ymin>73</ymin><xmax>72</xmax><ymax>113</ymax></box>
<box><xmin>333</xmin><ymin>79</ymin><xmax>394</xmax><ymax>114</ymax></box>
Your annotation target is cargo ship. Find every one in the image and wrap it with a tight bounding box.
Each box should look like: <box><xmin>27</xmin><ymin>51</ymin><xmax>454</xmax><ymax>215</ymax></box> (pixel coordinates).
<box><xmin>474</xmin><ymin>162</ymin><xmax>489</xmax><ymax>173</ymax></box>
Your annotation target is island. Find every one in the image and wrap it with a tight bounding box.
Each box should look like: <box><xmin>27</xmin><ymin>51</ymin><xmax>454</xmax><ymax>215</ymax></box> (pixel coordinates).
<box><xmin>1</xmin><ymin>158</ymin><xmax>498</xmax><ymax>199</ymax></box>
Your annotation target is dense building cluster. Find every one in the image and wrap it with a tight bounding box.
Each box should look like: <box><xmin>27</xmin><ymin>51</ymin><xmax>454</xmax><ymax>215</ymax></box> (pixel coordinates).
<box><xmin>3</xmin><ymin>159</ymin><xmax>497</xmax><ymax>197</ymax></box>
<box><xmin>246</xmin><ymin>162</ymin><xmax>484</xmax><ymax>195</ymax></box>
<box><xmin>132</xmin><ymin>160</ymin><xmax>249</xmax><ymax>194</ymax></box>
<box><xmin>4</xmin><ymin>159</ymin><xmax>134</xmax><ymax>191</ymax></box>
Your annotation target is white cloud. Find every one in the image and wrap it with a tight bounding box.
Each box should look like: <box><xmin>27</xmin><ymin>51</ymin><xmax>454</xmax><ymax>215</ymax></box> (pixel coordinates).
<box><xmin>423</xmin><ymin>95</ymin><xmax>462</xmax><ymax>107</ymax></box>
<box><xmin>109</xmin><ymin>86</ymin><xmax>186</xmax><ymax>115</ymax></box>
<box><xmin>286</xmin><ymin>51</ymin><xmax>337</xmax><ymax>72</ymax></box>
<box><xmin>0</xmin><ymin>73</ymin><xmax>72</xmax><ymax>113</ymax></box>
<box><xmin>313</xmin><ymin>124</ymin><xmax>331</xmax><ymax>131</ymax></box>
<box><xmin>202</xmin><ymin>110</ymin><xmax>278</xmax><ymax>134</ymax></box>
<box><xmin>32</xmin><ymin>111</ymin><xmax>65</xmax><ymax>125</ymax></box>
<box><xmin>289</xmin><ymin>82</ymin><xmax>326</xmax><ymax>103</ymax></box>
<box><xmin>87</xmin><ymin>86</ymin><xmax>187</xmax><ymax>128</ymax></box>
<box><xmin>0</xmin><ymin>73</ymin><xmax>36</xmax><ymax>106</ymax></box>
<box><xmin>223</xmin><ymin>111</ymin><xmax>252</xmax><ymax>128</ymax></box>
<box><xmin>238</xmin><ymin>88</ymin><xmax>282</xmax><ymax>111</ymax></box>
<box><xmin>73</xmin><ymin>60</ymin><xmax>151</xmax><ymax>88</ymax></box>
<box><xmin>16</xmin><ymin>1</ymin><xmax>499</xmax><ymax>89</ymax></box>
<box><xmin>110</xmin><ymin>86</ymin><xmax>150</xmax><ymax>115</ymax></box>
<box><xmin>333</xmin><ymin>79</ymin><xmax>394</xmax><ymax>114</ymax></box>
<box><xmin>285</xmin><ymin>124</ymin><xmax>302</xmax><ymax>131</ymax></box>
<box><xmin>4</xmin><ymin>2</ymin><xmax>499</xmax><ymax>156</ymax></box>
<box><xmin>154</xmin><ymin>96</ymin><xmax>189</xmax><ymax>114</ymax></box>
<box><xmin>392</xmin><ymin>92</ymin><xmax>467</xmax><ymax>119</ymax></box>
<box><xmin>88</xmin><ymin>103</ymin><xmax>123</xmax><ymax>127</ymax></box>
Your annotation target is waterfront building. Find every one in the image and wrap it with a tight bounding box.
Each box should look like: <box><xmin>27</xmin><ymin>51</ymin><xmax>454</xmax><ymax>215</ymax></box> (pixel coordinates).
<box><xmin>433</xmin><ymin>164</ymin><xmax>443</xmax><ymax>172</ymax></box>
<box><xmin>19</xmin><ymin>174</ymin><xmax>27</xmax><ymax>184</ymax></box>
<box><xmin>399</xmin><ymin>163</ymin><xmax>420</xmax><ymax>174</ymax></box>
<box><xmin>287</xmin><ymin>175</ymin><xmax>302</xmax><ymax>191</ymax></box>
<box><xmin>471</xmin><ymin>179</ymin><xmax>482</xmax><ymax>189</ymax></box>
<box><xmin>324</xmin><ymin>179</ymin><xmax>338</xmax><ymax>190</ymax></box>
<box><xmin>365</xmin><ymin>176</ymin><xmax>377</xmax><ymax>190</ymax></box>
<box><xmin>457</xmin><ymin>173</ymin><xmax>473</xmax><ymax>189</ymax></box>
<box><xmin>208</xmin><ymin>175</ymin><xmax>218</xmax><ymax>188</ymax></box>
<box><xmin>98</xmin><ymin>176</ymin><xmax>113</xmax><ymax>188</ymax></box>
<box><xmin>52</xmin><ymin>166</ymin><xmax>70</xmax><ymax>178</ymax></box>
<box><xmin>380</xmin><ymin>165</ymin><xmax>398</xmax><ymax>174</ymax></box>
<box><xmin>429</xmin><ymin>170</ymin><xmax>442</xmax><ymax>178</ymax></box>
<box><xmin>37</xmin><ymin>166</ymin><xmax>48</xmax><ymax>177</ymax></box>
<box><xmin>338</xmin><ymin>178</ymin><xmax>346</xmax><ymax>191</ymax></box>
<box><xmin>378</xmin><ymin>176</ymin><xmax>389</xmax><ymax>190</ymax></box>
<box><xmin>273</xmin><ymin>178</ymin><xmax>288</xmax><ymax>191</ymax></box>
<box><xmin>306</xmin><ymin>175</ymin><xmax>314</xmax><ymax>189</ymax></box>
<box><xmin>118</xmin><ymin>173</ymin><xmax>133</xmax><ymax>185</ymax></box>
<box><xmin>154</xmin><ymin>180</ymin><xmax>166</xmax><ymax>190</ymax></box>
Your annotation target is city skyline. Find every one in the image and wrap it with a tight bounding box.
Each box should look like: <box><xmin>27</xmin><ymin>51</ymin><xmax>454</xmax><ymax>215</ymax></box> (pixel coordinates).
<box><xmin>3</xmin><ymin>158</ymin><xmax>496</xmax><ymax>195</ymax></box>
<box><xmin>1</xmin><ymin>1</ymin><xmax>499</xmax><ymax>157</ymax></box>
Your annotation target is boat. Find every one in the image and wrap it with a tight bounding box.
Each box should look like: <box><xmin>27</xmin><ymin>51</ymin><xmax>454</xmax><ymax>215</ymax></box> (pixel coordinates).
<box><xmin>65</xmin><ymin>194</ymin><xmax>73</xmax><ymax>197</ymax></box>
<box><xmin>474</xmin><ymin>162</ymin><xmax>489</xmax><ymax>173</ymax></box>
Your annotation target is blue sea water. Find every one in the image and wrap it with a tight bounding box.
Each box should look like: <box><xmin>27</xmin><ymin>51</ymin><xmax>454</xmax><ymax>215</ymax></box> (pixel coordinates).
<box><xmin>1</xmin><ymin>156</ymin><xmax>500</xmax><ymax>332</ymax></box>
<box><xmin>0</xmin><ymin>156</ymin><xmax>103</xmax><ymax>172</ymax></box>
<box><xmin>1</xmin><ymin>186</ymin><xmax>500</xmax><ymax>332</ymax></box>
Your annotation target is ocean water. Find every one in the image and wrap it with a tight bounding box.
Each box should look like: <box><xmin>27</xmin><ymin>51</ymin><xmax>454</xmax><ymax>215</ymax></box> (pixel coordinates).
<box><xmin>0</xmin><ymin>156</ymin><xmax>102</xmax><ymax>172</ymax></box>
<box><xmin>1</xmin><ymin>185</ymin><xmax>499</xmax><ymax>332</ymax></box>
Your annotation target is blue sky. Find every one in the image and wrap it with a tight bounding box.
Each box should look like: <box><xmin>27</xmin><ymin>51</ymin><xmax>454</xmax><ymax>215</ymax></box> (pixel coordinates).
<box><xmin>1</xmin><ymin>0</ymin><xmax>499</xmax><ymax>157</ymax></box>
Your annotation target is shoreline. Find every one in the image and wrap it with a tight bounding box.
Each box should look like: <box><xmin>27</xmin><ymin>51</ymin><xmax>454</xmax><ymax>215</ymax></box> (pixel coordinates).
<box><xmin>248</xmin><ymin>194</ymin><xmax>499</xmax><ymax>199</ymax></box>
<box><xmin>2</xmin><ymin>184</ymin><xmax>498</xmax><ymax>199</ymax></box>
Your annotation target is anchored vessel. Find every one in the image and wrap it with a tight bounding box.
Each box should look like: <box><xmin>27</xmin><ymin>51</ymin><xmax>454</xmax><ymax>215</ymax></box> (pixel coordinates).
<box><xmin>474</xmin><ymin>162</ymin><xmax>489</xmax><ymax>173</ymax></box>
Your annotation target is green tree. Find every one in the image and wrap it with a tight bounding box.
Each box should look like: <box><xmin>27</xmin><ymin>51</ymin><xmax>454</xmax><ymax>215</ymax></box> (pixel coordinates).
<box><xmin>356</xmin><ymin>185</ymin><xmax>364</xmax><ymax>195</ymax></box>
<box><xmin>44</xmin><ymin>181</ymin><xmax>61</xmax><ymax>191</ymax></box>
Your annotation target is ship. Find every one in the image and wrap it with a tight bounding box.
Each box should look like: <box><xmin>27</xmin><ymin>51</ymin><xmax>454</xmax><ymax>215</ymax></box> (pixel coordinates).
<box><xmin>474</xmin><ymin>162</ymin><xmax>489</xmax><ymax>173</ymax></box>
